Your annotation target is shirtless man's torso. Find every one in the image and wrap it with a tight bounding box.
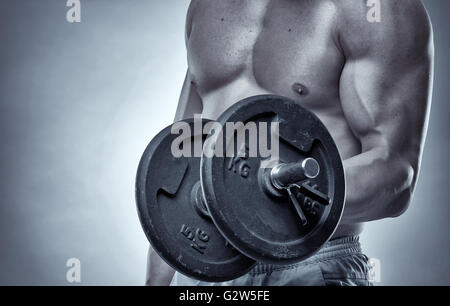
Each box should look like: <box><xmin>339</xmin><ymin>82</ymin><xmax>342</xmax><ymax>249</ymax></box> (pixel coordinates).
<box><xmin>147</xmin><ymin>0</ymin><xmax>434</xmax><ymax>286</ymax></box>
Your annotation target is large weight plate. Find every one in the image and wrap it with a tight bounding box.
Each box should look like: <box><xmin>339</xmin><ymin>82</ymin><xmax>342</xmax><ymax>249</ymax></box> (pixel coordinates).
<box><xmin>136</xmin><ymin>119</ymin><xmax>255</xmax><ymax>282</ymax></box>
<box><xmin>201</xmin><ymin>95</ymin><xmax>345</xmax><ymax>264</ymax></box>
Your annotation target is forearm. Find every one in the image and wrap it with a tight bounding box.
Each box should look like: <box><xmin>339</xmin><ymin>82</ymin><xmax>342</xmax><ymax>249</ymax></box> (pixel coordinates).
<box><xmin>341</xmin><ymin>147</ymin><xmax>415</xmax><ymax>224</ymax></box>
<box><xmin>146</xmin><ymin>246</ymin><xmax>175</xmax><ymax>286</ymax></box>
<box><xmin>146</xmin><ymin>72</ymin><xmax>202</xmax><ymax>286</ymax></box>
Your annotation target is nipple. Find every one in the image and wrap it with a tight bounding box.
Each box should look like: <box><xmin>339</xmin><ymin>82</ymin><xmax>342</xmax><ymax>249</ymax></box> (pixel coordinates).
<box><xmin>292</xmin><ymin>83</ymin><xmax>308</xmax><ymax>96</ymax></box>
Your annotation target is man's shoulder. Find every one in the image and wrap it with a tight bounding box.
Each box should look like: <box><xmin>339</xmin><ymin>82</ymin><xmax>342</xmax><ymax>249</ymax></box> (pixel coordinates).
<box><xmin>185</xmin><ymin>0</ymin><xmax>202</xmax><ymax>42</ymax></box>
<box><xmin>187</xmin><ymin>0</ymin><xmax>201</xmax><ymax>20</ymax></box>
<box><xmin>333</xmin><ymin>0</ymin><xmax>432</xmax><ymax>58</ymax></box>
<box><xmin>333</xmin><ymin>0</ymin><xmax>428</xmax><ymax>22</ymax></box>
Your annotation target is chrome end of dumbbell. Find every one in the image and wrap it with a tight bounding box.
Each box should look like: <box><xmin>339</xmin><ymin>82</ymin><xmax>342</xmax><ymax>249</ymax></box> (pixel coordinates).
<box><xmin>270</xmin><ymin>158</ymin><xmax>320</xmax><ymax>190</ymax></box>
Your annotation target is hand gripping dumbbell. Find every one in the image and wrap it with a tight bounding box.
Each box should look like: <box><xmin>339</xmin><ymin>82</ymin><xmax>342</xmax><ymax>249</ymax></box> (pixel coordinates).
<box><xmin>136</xmin><ymin>95</ymin><xmax>345</xmax><ymax>282</ymax></box>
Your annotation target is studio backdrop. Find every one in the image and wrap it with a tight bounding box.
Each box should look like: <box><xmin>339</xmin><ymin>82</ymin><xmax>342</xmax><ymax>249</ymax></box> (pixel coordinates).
<box><xmin>0</xmin><ymin>0</ymin><xmax>449</xmax><ymax>285</ymax></box>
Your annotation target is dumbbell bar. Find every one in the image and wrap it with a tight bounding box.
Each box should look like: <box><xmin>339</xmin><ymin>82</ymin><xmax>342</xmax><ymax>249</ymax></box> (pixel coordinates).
<box><xmin>194</xmin><ymin>157</ymin><xmax>325</xmax><ymax>224</ymax></box>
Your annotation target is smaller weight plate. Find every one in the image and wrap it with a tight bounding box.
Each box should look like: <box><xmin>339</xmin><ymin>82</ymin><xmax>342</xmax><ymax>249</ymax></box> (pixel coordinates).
<box><xmin>136</xmin><ymin>119</ymin><xmax>255</xmax><ymax>282</ymax></box>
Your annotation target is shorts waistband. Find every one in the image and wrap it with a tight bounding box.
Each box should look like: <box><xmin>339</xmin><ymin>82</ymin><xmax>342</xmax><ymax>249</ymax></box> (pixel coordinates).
<box><xmin>317</xmin><ymin>235</ymin><xmax>362</xmax><ymax>256</ymax></box>
<box><xmin>249</xmin><ymin>236</ymin><xmax>362</xmax><ymax>275</ymax></box>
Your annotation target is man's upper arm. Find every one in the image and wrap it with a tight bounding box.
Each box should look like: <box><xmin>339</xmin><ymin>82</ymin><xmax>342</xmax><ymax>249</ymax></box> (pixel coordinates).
<box><xmin>337</xmin><ymin>0</ymin><xmax>433</xmax><ymax>171</ymax></box>
<box><xmin>174</xmin><ymin>1</ymin><xmax>203</xmax><ymax>122</ymax></box>
<box><xmin>174</xmin><ymin>71</ymin><xmax>203</xmax><ymax>122</ymax></box>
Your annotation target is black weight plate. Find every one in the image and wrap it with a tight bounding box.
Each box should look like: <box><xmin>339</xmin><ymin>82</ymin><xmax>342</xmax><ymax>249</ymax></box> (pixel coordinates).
<box><xmin>136</xmin><ymin>119</ymin><xmax>255</xmax><ymax>282</ymax></box>
<box><xmin>201</xmin><ymin>95</ymin><xmax>345</xmax><ymax>264</ymax></box>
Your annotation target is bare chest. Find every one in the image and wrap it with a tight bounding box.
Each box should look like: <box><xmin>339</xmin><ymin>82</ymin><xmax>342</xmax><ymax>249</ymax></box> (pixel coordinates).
<box><xmin>187</xmin><ymin>0</ymin><xmax>344</xmax><ymax>104</ymax></box>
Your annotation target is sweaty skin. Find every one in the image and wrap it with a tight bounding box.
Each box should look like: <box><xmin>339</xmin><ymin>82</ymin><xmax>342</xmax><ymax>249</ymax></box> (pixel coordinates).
<box><xmin>146</xmin><ymin>0</ymin><xmax>434</xmax><ymax>285</ymax></box>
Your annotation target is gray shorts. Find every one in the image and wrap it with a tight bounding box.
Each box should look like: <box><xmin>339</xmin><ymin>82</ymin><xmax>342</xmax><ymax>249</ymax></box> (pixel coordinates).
<box><xmin>170</xmin><ymin>236</ymin><xmax>372</xmax><ymax>286</ymax></box>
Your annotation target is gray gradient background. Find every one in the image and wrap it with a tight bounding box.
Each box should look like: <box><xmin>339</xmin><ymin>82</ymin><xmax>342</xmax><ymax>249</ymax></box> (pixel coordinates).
<box><xmin>0</xmin><ymin>0</ymin><xmax>448</xmax><ymax>285</ymax></box>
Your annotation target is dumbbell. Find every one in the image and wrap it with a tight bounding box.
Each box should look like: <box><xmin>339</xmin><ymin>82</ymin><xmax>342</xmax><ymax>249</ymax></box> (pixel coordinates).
<box><xmin>136</xmin><ymin>95</ymin><xmax>345</xmax><ymax>282</ymax></box>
